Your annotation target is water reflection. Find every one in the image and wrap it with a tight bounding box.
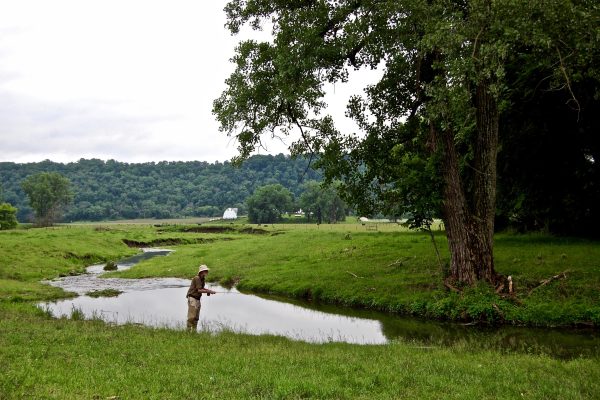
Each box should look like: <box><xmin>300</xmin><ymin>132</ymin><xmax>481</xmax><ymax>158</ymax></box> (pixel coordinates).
<box><xmin>44</xmin><ymin>285</ymin><xmax>386</xmax><ymax>344</ymax></box>
<box><xmin>39</xmin><ymin>249</ymin><xmax>600</xmax><ymax>356</ymax></box>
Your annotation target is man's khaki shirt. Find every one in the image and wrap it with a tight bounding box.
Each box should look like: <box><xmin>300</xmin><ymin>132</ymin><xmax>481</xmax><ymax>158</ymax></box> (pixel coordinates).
<box><xmin>186</xmin><ymin>275</ymin><xmax>205</xmax><ymax>299</ymax></box>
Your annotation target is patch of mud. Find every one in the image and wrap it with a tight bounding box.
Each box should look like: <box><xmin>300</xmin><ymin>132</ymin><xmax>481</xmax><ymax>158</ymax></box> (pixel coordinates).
<box><xmin>122</xmin><ymin>237</ymin><xmax>225</xmax><ymax>248</ymax></box>
<box><xmin>178</xmin><ymin>226</ymin><xmax>236</xmax><ymax>233</ymax></box>
<box><xmin>239</xmin><ymin>227</ymin><xmax>269</xmax><ymax>234</ymax></box>
<box><xmin>160</xmin><ymin>225</ymin><xmax>271</xmax><ymax>235</ymax></box>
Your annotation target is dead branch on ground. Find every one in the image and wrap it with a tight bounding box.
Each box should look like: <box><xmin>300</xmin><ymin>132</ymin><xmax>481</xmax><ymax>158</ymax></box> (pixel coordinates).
<box><xmin>345</xmin><ymin>271</ymin><xmax>363</xmax><ymax>278</ymax></box>
<box><xmin>527</xmin><ymin>270</ymin><xmax>570</xmax><ymax>296</ymax></box>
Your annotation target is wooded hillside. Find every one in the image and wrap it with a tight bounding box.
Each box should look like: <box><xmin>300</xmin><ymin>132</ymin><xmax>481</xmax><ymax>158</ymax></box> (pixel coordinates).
<box><xmin>0</xmin><ymin>155</ymin><xmax>320</xmax><ymax>222</ymax></box>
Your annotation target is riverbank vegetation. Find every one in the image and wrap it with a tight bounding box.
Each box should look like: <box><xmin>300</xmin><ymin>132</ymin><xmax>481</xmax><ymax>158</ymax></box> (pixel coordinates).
<box><xmin>114</xmin><ymin>223</ymin><xmax>600</xmax><ymax>327</ymax></box>
<box><xmin>2</xmin><ymin>303</ymin><xmax>598</xmax><ymax>399</ymax></box>
<box><xmin>1</xmin><ymin>224</ymin><xmax>599</xmax><ymax>398</ymax></box>
<box><xmin>2</xmin><ymin>224</ymin><xmax>599</xmax><ymax>326</ymax></box>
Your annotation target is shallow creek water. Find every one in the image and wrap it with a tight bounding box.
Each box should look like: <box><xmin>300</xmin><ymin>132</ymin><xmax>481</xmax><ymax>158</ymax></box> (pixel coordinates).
<box><xmin>40</xmin><ymin>250</ymin><xmax>599</xmax><ymax>357</ymax></box>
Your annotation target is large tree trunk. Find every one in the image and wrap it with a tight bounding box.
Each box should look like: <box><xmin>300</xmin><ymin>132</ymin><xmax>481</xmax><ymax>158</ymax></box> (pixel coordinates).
<box><xmin>472</xmin><ymin>81</ymin><xmax>499</xmax><ymax>282</ymax></box>
<box><xmin>430</xmin><ymin>81</ymin><xmax>500</xmax><ymax>286</ymax></box>
<box><xmin>432</xmin><ymin>124</ymin><xmax>477</xmax><ymax>285</ymax></box>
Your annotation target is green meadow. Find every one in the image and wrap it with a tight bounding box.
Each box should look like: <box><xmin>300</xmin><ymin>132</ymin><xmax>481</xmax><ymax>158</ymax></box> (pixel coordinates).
<box><xmin>1</xmin><ymin>223</ymin><xmax>599</xmax><ymax>399</ymax></box>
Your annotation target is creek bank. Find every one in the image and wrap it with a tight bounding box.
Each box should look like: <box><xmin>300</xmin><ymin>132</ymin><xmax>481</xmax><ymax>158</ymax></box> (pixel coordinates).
<box><xmin>121</xmin><ymin>237</ymin><xmax>232</xmax><ymax>247</ymax></box>
<box><xmin>228</xmin><ymin>279</ymin><xmax>600</xmax><ymax>329</ymax></box>
<box><xmin>38</xmin><ymin>249</ymin><xmax>600</xmax><ymax>357</ymax></box>
<box><xmin>158</xmin><ymin>225</ymin><xmax>273</xmax><ymax>235</ymax></box>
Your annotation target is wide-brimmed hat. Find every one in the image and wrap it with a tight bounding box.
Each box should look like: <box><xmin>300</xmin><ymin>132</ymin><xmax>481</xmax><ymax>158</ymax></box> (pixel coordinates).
<box><xmin>198</xmin><ymin>264</ymin><xmax>209</xmax><ymax>273</ymax></box>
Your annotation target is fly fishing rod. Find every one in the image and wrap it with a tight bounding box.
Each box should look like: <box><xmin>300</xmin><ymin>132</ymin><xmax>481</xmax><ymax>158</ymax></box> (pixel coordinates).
<box><xmin>207</xmin><ymin>291</ymin><xmax>242</xmax><ymax>294</ymax></box>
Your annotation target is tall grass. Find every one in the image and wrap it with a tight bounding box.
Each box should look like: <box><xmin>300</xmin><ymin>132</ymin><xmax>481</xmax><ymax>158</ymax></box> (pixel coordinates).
<box><xmin>1</xmin><ymin>303</ymin><xmax>598</xmax><ymax>399</ymax></box>
<box><xmin>1</xmin><ymin>224</ymin><xmax>599</xmax><ymax>398</ymax></box>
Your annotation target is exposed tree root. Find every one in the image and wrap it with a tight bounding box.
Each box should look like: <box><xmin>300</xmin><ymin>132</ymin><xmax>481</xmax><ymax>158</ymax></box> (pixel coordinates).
<box><xmin>443</xmin><ymin>278</ymin><xmax>462</xmax><ymax>293</ymax></box>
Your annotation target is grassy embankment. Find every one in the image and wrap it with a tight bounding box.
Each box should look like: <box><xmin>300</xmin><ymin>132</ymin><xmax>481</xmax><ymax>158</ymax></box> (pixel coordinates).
<box><xmin>114</xmin><ymin>222</ymin><xmax>600</xmax><ymax>326</ymax></box>
<box><xmin>1</xmin><ymin>224</ymin><xmax>599</xmax><ymax>399</ymax></box>
<box><xmin>2</xmin><ymin>303</ymin><xmax>599</xmax><ymax>399</ymax></box>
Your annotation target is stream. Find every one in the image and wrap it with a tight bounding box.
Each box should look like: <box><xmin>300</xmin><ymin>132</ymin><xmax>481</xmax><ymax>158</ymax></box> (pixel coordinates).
<box><xmin>39</xmin><ymin>249</ymin><xmax>599</xmax><ymax>358</ymax></box>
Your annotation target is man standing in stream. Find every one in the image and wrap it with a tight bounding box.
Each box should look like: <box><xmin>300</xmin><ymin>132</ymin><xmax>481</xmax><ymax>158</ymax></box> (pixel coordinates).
<box><xmin>186</xmin><ymin>264</ymin><xmax>216</xmax><ymax>330</ymax></box>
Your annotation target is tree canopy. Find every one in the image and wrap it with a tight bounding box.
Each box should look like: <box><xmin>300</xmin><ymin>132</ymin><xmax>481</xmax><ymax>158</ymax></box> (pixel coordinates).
<box><xmin>246</xmin><ymin>184</ymin><xmax>294</xmax><ymax>223</ymax></box>
<box><xmin>214</xmin><ymin>0</ymin><xmax>599</xmax><ymax>286</ymax></box>
<box><xmin>21</xmin><ymin>172</ymin><xmax>73</xmax><ymax>226</ymax></box>
<box><xmin>299</xmin><ymin>180</ymin><xmax>347</xmax><ymax>224</ymax></box>
<box><xmin>496</xmin><ymin>52</ymin><xmax>600</xmax><ymax>236</ymax></box>
<box><xmin>0</xmin><ymin>155</ymin><xmax>321</xmax><ymax>222</ymax></box>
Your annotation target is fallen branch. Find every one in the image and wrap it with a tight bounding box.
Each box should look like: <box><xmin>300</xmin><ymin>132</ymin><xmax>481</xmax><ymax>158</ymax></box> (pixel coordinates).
<box><xmin>345</xmin><ymin>271</ymin><xmax>363</xmax><ymax>278</ymax></box>
<box><xmin>388</xmin><ymin>256</ymin><xmax>411</xmax><ymax>268</ymax></box>
<box><xmin>527</xmin><ymin>270</ymin><xmax>569</xmax><ymax>296</ymax></box>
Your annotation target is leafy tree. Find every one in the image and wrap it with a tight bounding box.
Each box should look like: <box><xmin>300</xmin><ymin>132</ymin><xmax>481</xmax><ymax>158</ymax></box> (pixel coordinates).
<box><xmin>299</xmin><ymin>180</ymin><xmax>346</xmax><ymax>224</ymax></box>
<box><xmin>0</xmin><ymin>203</ymin><xmax>18</xmax><ymax>230</ymax></box>
<box><xmin>247</xmin><ymin>184</ymin><xmax>294</xmax><ymax>223</ymax></box>
<box><xmin>21</xmin><ymin>172</ymin><xmax>73</xmax><ymax>226</ymax></box>
<box><xmin>496</xmin><ymin>51</ymin><xmax>600</xmax><ymax>236</ymax></box>
<box><xmin>214</xmin><ymin>0</ymin><xmax>598</xmax><ymax>287</ymax></box>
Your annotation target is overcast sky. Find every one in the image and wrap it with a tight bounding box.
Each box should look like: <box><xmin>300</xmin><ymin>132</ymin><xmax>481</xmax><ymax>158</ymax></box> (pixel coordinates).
<box><xmin>0</xmin><ymin>0</ymin><xmax>376</xmax><ymax>164</ymax></box>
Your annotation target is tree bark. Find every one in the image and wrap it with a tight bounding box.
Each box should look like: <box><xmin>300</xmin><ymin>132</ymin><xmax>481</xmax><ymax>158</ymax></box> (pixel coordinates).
<box><xmin>420</xmin><ymin>42</ymin><xmax>500</xmax><ymax>286</ymax></box>
<box><xmin>431</xmin><ymin>124</ymin><xmax>476</xmax><ymax>286</ymax></box>
<box><xmin>430</xmin><ymin>80</ymin><xmax>500</xmax><ymax>286</ymax></box>
<box><xmin>472</xmin><ymin>80</ymin><xmax>499</xmax><ymax>282</ymax></box>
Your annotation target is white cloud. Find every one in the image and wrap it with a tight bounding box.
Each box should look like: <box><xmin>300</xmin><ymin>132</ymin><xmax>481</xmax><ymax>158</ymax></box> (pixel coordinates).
<box><xmin>0</xmin><ymin>0</ymin><xmax>379</xmax><ymax>164</ymax></box>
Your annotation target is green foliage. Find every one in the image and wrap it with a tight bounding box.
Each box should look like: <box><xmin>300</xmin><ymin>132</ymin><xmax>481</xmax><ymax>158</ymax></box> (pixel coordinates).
<box><xmin>0</xmin><ymin>203</ymin><xmax>18</xmax><ymax>230</ymax></box>
<box><xmin>496</xmin><ymin>52</ymin><xmax>600</xmax><ymax>236</ymax></box>
<box><xmin>103</xmin><ymin>261</ymin><xmax>118</xmax><ymax>271</ymax></box>
<box><xmin>21</xmin><ymin>172</ymin><xmax>73</xmax><ymax>226</ymax></box>
<box><xmin>214</xmin><ymin>0</ymin><xmax>600</xmax><ymax>286</ymax></box>
<box><xmin>246</xmin><ymin>184</ymin><xmax>294</xmax><ymax>223</ymax></box>
<box><xmin>0</xmin><ymin>155</ymin><xmax>321</xmax><ymax>222</ymax></box>
<box><xmin>299</xmin><ymin>180</ymin><xmax>347</xmax><ymax>223</ymax></box>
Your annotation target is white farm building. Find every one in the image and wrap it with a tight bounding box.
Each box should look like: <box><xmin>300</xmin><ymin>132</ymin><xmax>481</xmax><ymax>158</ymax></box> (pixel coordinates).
<box><xmin>222</xmin><ymin>208</ymin><xmax>238</xmax><ymax>220</ymax></box>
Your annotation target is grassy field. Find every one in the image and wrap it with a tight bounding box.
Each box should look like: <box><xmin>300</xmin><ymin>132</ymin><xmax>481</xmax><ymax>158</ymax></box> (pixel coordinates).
<box><xmin>2</xmin><ymin>303</ymin><xmax>598</xmax><ymax>400</ymax></box>
<box><xmin>1</xmin><ymin>223</ymin><xmax>599</xmax><ymax>398</ymax></box>
<box><xmin>111</xmin><ymin>222</ymin><xmax>600</xmax><ymax>326</ymax></box>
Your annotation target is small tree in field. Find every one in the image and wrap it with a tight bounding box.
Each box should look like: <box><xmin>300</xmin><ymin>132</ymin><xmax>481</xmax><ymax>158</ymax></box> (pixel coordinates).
<box><xmin>21</xmin><ymin>172</ymin><xmax>73</xmax><ymax>226</ymax></box>
<box><xmin>299</xmin><ymin>181</ymin><xmax>346</xmax><ymax>224</ymax></box>
<box><xmin>0</xmin><ymin>203</ymin><xmax>18</xmax><ymax>230</ymax></box>
<box><xmin>247</xmin><ymin>184</ymin><xmax>294</xmax><ymax>224</ymax></box>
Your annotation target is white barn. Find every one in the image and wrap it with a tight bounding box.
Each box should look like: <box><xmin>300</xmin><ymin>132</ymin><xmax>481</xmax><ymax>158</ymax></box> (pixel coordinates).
<box><xmin>223</xmin><ymin>208</ymin><xmax>238</xmax><ymax>220</ymax></box>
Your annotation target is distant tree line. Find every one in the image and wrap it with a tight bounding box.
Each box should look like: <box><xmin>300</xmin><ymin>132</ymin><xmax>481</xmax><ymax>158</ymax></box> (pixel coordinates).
<box><xmin>0</xmin><ymin>154</ymin><xmax>321</xmax><ymax>222</ymax></box>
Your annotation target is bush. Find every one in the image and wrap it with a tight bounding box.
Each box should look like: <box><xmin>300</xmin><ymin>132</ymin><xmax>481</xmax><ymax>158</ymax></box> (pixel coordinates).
<box><xmin>0</xmin><ymin>203</ymin><xmax>18</xmax><ymax>230</ymax></box>
<box><xmin>103</xmin><ymin>261</ymin><xmax>118</xmax><ymax>271</ymax></box>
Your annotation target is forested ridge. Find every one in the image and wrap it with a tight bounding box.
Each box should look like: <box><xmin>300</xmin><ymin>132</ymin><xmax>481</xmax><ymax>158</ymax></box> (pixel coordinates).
<box><xmin>0</xmin><ymin>154</ymin><xmax>320</xmax><ymax>222</ymax></box>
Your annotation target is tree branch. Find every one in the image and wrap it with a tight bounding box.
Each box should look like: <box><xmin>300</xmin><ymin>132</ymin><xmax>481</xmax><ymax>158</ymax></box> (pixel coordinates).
<box><xmin>527</xmin><ymin>270</ymin><xmax>569</xmax><ymax>296</ymax></box>
<box><xmin>555</xmin><ymin>46</ymin><xmax>581</xmax><ymax>121</ymax></box>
